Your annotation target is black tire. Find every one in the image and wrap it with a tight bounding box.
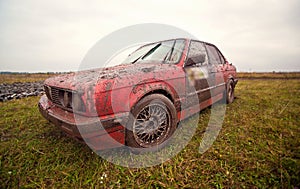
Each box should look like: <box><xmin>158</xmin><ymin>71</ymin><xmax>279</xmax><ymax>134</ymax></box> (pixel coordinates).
<box><xmin>226</xmin><ymin>79</ymin><xmax>235</xmax><ymax>104</ymax></box>
<box><xmin>125</xmin><ymin>94</ymin><xmax>177</xmax><ymax>152</ymax></box>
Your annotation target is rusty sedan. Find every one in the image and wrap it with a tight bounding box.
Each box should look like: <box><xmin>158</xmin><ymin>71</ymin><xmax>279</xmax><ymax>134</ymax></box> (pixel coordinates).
<box><xmin>38</xmin><ymin>38</ymin><xmax>238</xmax><ymax>151</ymax></box>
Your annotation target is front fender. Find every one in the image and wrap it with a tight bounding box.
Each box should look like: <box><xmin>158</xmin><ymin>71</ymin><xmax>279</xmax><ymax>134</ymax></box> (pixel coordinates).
<box><xmin>94</xmin><ymin>78</ymin><xmax>184</xmax><ymax>117</ymax></box>
<box><xmin>129</xmin><ymin>80</ymin><xmax>179</xmax><ymax>110</ymax></box>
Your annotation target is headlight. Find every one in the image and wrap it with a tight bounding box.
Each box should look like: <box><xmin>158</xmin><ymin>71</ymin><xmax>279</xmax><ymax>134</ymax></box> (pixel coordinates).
<box><xmin>57</xmin><ymin>90</ymin><xmax>86</xmax><ymax>112</ymax></box>
<box><xmin>59</xmin><ymin>90</ymin><xmax>72</xmax><ymax>108</ymax></box>
<box><xmin>44</xmin><ymin>85</ymin><xmax>52</xmax><ymax>101</ymax></box>
<box><xmin>72</xmin><ymin>93</ymin><xmax>86</xmax><ymax>112</ymax></box>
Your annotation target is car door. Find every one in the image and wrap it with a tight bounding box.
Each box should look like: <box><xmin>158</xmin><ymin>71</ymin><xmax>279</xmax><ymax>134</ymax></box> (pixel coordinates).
<box><xmin>184</xmin><ymin>40</ymin><xmax>212</xmax><ymax>106</ymax></box>
<box><xmin>205</xmin><ymin>44</ymin><xmax>226</xmax><ymax>96</ymax></box>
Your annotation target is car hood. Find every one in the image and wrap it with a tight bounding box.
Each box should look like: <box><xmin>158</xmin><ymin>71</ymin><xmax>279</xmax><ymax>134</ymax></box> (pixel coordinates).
<box><xmin>44</xmin><ymin>61</ymin><xmax>179</xmax><ymax>91</ymax></box>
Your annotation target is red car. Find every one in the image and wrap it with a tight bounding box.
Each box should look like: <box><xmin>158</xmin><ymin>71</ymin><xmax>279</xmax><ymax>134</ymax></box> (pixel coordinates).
<box><xmin>38</xmin><ymin>38</ymin><xmax>238</xmax><ymax>151</ymax></box>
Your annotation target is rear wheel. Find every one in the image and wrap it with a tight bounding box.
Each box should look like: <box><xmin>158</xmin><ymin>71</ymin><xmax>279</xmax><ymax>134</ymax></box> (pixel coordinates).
<box><xmin>126</xmin><ymin>94</ymin><xmax>177</xmax><ymax>152</ymax></box>
<box><xmin>226</xmin><ymin>79</ymin><xmax>235</xmax><ymax>104</ymax></box>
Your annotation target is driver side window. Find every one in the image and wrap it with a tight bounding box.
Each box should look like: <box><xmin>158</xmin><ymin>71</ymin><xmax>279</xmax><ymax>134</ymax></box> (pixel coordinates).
<box><xmin>186</xmin><ymin>41</ymin><xmax>208</xmax><ymax>66</ymax></box>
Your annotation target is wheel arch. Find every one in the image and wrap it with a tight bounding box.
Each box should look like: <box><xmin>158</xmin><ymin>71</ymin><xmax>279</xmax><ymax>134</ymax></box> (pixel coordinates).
<box><xmin>129</xmin><ymin>81</ymin><xmax>180</xmax><ymax>112</ymax></box>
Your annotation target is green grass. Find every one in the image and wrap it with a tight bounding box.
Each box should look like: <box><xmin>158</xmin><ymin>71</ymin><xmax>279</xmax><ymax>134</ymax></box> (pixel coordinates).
<box><xmin>237</xmin><ymin>72</ymin><xmax>300</xmax><ymax>79</ymax></box>
<box><xmin>0</xmin><ymin>74</ymin><xmax>299</xmax><ymax>188</ymax></box>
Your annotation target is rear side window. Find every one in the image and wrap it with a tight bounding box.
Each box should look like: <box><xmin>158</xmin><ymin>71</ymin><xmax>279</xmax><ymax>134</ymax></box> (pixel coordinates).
<box><xmin>206</xmin><ymin>45</ymin><xmax>224</xmax><ymax>64</ymax></box>
<box><xmin>218</xmin><ymin>51</ymin><xmax>225</xmax><ymax>64</ymax></box>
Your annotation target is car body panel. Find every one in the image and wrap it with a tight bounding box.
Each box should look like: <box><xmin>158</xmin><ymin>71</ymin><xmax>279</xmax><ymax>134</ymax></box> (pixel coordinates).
<box><xmin>39</xmin><ymin>38</ymin><xmax>238</xmax><ymax>150</ymax></box>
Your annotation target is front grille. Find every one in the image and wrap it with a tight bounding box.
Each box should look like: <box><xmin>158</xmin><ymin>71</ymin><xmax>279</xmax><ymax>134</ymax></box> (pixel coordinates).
<box><xmin>44</xmin><ymin>85</ymin><xmax>86</xmax><ymax>112</ymax></box>
<box><xmin>51</xmin><ymin>87</ymin><xmax>62</xmax><ymax>106</ymax></box>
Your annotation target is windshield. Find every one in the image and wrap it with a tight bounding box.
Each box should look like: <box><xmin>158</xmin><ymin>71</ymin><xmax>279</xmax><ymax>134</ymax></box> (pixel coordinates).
<box><xmin>122</xmin><ymin>39</ymin><xmax>185</xmax><ymax>64</ymax></box>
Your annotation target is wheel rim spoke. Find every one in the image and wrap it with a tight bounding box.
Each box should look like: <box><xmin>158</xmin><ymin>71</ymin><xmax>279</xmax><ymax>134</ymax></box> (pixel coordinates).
<box><xmin>133</xmin><ymin>103</ymin><xmax>171</xmax><ymax>147</ymax></box>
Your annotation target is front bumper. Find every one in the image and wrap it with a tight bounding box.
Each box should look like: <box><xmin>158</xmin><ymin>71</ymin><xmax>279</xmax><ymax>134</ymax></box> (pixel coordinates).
<box><xmin>38</xmin><ymin>94</ymin><xmax>127</xmax><ymax>150</ymax></box>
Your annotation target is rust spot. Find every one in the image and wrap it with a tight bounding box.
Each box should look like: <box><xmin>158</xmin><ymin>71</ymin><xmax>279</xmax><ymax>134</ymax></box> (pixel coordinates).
<box><xmin>141</xmin><ymin>66</ymin><xmax>155</xmax><ymax>73</ymax></box>
<box><xmin>105</xmin><ymin>82</ymin><xmax>113</xmax><ymax>91</ymax></box>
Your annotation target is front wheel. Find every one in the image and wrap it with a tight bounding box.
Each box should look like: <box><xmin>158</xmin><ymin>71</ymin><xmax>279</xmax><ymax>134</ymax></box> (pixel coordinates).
<box><xmin>126</xmin><ymin>94</ymin><xmax>177</xmax><ymax>152</ymax></box>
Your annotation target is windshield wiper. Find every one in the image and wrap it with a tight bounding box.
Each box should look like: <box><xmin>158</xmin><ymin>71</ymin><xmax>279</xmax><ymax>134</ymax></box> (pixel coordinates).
<box><xmin>131</xmin><ymin>55</ymin><xmax>143</xmax><ymax>64</ymax></box>
<box><xmin>131</xmin><ymin>43</ymin><xmax>161</xmax><ymax>64</ymax></box>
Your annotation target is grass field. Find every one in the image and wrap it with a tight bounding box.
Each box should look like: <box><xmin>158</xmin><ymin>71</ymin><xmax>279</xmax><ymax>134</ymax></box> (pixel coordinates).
<box><xmin>0</xmin><ymin>73</ymin><xmax>299</xmax><ymax>188</ymax></box>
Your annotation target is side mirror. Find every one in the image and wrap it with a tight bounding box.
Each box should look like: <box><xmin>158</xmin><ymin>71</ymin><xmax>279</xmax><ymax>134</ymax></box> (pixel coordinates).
<box><xmin>185</xmin><ymin>54</ymin><xmax>206</xmax><ymax>67</ymax></box>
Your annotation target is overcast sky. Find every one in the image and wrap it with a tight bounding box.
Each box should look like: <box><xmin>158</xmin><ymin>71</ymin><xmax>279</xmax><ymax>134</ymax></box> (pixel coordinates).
<box><xmin>0</xmin><ymin>0</ymin><xmax>299</xmax><ymax>72</ymax></box>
